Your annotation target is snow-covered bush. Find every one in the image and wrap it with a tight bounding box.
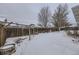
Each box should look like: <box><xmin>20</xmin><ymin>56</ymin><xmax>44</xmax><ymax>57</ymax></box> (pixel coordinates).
<box><xmin>66</xmin><ymin>30</ymin><xmax>79</xmax><ymax>38</ymax></box>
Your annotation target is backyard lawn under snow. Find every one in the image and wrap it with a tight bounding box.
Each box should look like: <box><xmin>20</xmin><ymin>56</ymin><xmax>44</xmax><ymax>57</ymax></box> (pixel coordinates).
<box><xmin>5</xmin><ymin>31</ymin><xmax>79</xmax><ymax>55</ymax></box>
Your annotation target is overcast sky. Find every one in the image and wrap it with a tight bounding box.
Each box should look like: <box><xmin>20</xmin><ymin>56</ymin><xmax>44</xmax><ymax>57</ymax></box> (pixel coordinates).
<box><xmin>0</xmin><ymin>3</ymin><xmax>78</xmax><ymax>25</ymax></box>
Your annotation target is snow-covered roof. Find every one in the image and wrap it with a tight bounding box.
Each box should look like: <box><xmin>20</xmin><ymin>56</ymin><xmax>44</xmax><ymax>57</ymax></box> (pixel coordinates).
<box><xmin>72</xmin><ymin>5</ymin><xmax>79</xmax><ymax>10</ymax></box>
<box><xmin>47</xmin><ymin>22</ymin><xmax>54</xmax><ymax>28</ymax></box>
<box><xmin>7</xmin><ymin>24</ymin><xmax>29</xmax><ymax>28</ymax></box>
<box><xmin>0</xmin><ymin>17</ymin><xmax>6</xmax><ymax>22</ymax></box>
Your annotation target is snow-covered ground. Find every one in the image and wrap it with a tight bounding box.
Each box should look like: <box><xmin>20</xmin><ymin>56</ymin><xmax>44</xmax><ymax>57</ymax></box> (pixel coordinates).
<box><xmin>6</xmin><ymin>31</ymin><xmax>79</xmax><ymax>55</ymax></box>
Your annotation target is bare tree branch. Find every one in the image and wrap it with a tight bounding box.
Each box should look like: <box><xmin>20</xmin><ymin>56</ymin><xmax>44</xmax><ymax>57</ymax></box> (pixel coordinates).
<box><xmin>52</xmin><ymin>4</ymin><xmax>71</xmax><ymax>30</ymax></box>
<box><xmin>38</xmin><ymin>6</ymin><xmax>51</xmax><ymax>28</ymax></box>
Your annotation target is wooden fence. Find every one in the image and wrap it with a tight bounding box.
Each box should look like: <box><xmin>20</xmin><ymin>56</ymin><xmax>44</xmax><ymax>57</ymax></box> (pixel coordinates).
<box><xmin>0</xmin><ymin>26</ymin><xmax>58</xmax><ymax>47</ymax></box>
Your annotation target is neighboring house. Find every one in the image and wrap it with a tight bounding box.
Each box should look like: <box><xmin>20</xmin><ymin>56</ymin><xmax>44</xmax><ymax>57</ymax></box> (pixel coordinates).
<box><xmin>72</xmin><ymin>5</ymin><xmax>79</xmax><ymax>26</ymax></box>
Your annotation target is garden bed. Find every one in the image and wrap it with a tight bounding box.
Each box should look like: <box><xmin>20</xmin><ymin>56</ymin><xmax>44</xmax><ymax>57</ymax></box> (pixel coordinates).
<box><xmin>0</xmin><ymin>44</ymin><xmax>16</xmax><ymax>55</ymax></box>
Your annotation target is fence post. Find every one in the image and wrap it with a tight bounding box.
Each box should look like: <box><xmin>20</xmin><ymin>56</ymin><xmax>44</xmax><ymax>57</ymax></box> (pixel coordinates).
<box><xmin>29</xmin><ymin>26</ymin><xmax>31</xmax><ymax>40</ymax></box>
<box><xmin>0</xmin><ymin>27</ymin><xmax>6</xmax><ymax>47</ymax></box>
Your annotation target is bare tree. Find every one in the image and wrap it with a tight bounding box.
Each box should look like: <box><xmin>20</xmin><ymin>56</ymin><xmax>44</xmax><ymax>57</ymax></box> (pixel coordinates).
<box><xmin>38</xmin><ymin>6</ymin><xmax>51</xmax><ymax>28</ymax></box>
<box><xmin>52</xmin><ymin>4</ymin><xmax>71</xmax><ymax>30</ymax></box>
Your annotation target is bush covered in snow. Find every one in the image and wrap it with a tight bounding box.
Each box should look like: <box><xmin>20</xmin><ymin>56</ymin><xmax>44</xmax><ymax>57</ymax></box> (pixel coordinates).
<box><xmin>66</xmin><ymin>30</ymin><xmax>79</xmax><ymax>39</ymax></box>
